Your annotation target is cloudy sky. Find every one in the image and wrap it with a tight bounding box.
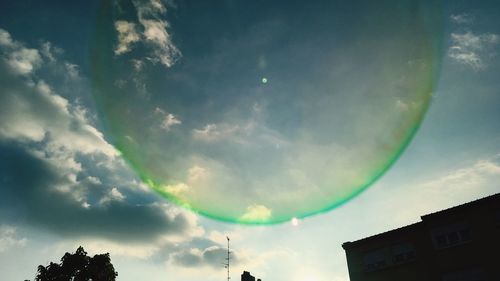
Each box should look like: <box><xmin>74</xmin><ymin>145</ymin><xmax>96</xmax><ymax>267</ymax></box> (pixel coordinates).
<box><xmin>1</xmin><ymin>1</ymin><xmax>499</xmax><ymax>281</ymax></box>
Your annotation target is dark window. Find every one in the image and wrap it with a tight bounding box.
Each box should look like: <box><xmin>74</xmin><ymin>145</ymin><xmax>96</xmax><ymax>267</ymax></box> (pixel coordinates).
<box><xmin>431</xmin><ymin>223</ymin><xmax>472</xmax><ymax>249</ymax></box>
<box><xmin>442</xmin><ymin>267</ymin><xmax>486</xmax><ymax>281</ymax></box>
<box><xmin>436</xmin><ymin>235</ymin><xmax>447</xmax><ymax>247</ymax></box>
<box><xmin>392</xmin><ymin>242</ymin><xmax>416</xmax><ymax>264</ymax></box>
<box><xmin>448</xmin><ymin>232</ymin><xmax>459</xmax><ymax>245</ymax></box>
<box><xmin>363</xmin><ymin>249</ymin><xmax>387</xmax><ymax>272</ymax></box>
<box><xmin>459</xmin><ymin>228</ymin><xmax>471</xmax><ymax>241</ymax></box>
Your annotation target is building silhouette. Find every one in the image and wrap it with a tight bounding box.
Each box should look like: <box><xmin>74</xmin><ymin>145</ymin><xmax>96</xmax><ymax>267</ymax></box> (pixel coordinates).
<box><xmin>342</xmin><ymin>193</ymin><xmax>500</xmax><ymax>281</ymax></box>
<box><xmin>241</xmin><ymin>271</ymin><xmax>261</xmax><ymax>281</ymax></box>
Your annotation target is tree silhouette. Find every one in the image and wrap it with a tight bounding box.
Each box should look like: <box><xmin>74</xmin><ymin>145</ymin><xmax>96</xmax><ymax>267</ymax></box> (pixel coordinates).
<box><xmin>34</xmin><ymin>246</ymin><xmax>118</xmax><ymax>281</ymax></box>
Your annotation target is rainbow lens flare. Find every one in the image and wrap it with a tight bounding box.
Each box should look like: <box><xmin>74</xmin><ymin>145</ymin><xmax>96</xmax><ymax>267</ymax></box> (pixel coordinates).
<box><xmin>91</xmin><ymin>0</ymin><xmax>443</xmax><ymax>224</ymax></box>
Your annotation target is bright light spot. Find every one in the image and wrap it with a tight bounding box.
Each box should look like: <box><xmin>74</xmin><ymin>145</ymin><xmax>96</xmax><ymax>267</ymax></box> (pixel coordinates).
<box><xmin>261</xmin><ymin>77</ymin><xmax>268</xmax><ymax>84</ymax></box>
<box><xmin>291</xmin><ymin>217</ymin><xmax>299</xmax><ymax>226</ymax></box>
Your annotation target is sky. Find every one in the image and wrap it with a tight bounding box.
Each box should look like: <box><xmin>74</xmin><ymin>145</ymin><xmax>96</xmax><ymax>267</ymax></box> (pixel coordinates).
<box><xmin>0</xmin><ymin>1</ymin><xmax>499</xmax><ymax>281</ymax></box>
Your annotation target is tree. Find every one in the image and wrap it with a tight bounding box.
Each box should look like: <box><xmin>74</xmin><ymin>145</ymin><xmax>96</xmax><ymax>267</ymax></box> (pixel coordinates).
<box><xmin>34</xmin><ymin>246</ymin><xmax>118</xmax><ymax>281</ymax></box>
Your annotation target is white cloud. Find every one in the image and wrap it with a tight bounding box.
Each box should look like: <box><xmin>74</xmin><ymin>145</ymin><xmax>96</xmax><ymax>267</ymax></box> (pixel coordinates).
<box><xmin>239</xmin><ymin>204</ymin><xmax>272</xmax><ymax>223</ymax></box>
<box><xmin>161</xmin><ymin>182</ymin><xmax>190</xmax><ymax>197</ymax></box>
<box><xmin>131</xmin><ymin>58</ymin><xmax>145</xmax><ymax>71</ymax></box>
<box><xmin>64</xmin><ymin>62</ymin><xmax>79</xmax><ymax>78</ymax></box>
<box><xmin>0</xmin><ymin>29</ymin><xmax>51</xmax><ymax>76</ymax></box>
<box><xmin>188</xmin><ymin>165</ymin><xmax>209</xmax><ymax>182</ymax></box>
<box><xmin>192</xmin><ymin>118</ymin><xmax>288</xmax><ymax>151</ymax></box>
<box><xmin>155</xmin><ymin>107</ymin><xmax>181</xmax><ymax>130</ymax></box>
<box><xmin>100</xmin><ymin>187</ymin><xmax>127</xmax><ymax>205</ymax></box>
<box><xmin>448</xmin><ymin>32</ymin><xmax>499</xmax><ymax>70</ymax></box>
<box><xmin>162</xmin><ymin>113</ymin><xmax>182</xmax><ymax>130</ymax></box>
<box><xmin>0</xmin><ymin>29</ymin><xmax>14</xmax><ymax>47</ymax></box>
<box><xmin>5</xmin><ymin>79</ymin><xmax>117</xmax><ymax>156</ymax></box>
<box><xmin>140</xmin><ymin>18</ymin><xmax>180</xmax><ymax>67</ymax></box>
<box><xmin>450</xmin><ymin>13</ymin><xmax>473</xmax><ymax>25</ymax></box>
<box><xmin>40</xmin><ymin>41</ymin><xmax>62</xmax><ymax>62</ymax></box>
<box><xmin>422</xmin><ymin>157</ymin><xmax>500</xmax><ymax>190</ymax></box>
<box><xmin>192</xmin><ymin>123</ymin><xmax>235</xmax><ymax>141</ymax></box>
<box><xmin>6</xmin><ymin>47</ymin><xmax>42</xmax><ymax>75</ymax></box>
<box><xmin>111</xmin><ymin>187</ymin><xmax>126</xmax><ymax>200</ymax></box>
<box><xmin>134</xmin><ymin>0</ymin><xmax>166</xmax><ymax>17</ymax></box>
<box><xmin>192</xmin><ymin>121</ymin><xmax>259</xmax><ymax>143</ymax></box>
<box><xmin>76</xmin><ymin>240</ymin><xmax>158</xmax><ymax>259</ymax></box>
<box><xmin>114</xmin><ymin>0</ymin><xmax>181</xmax><ymax>68</ymax></box>
<box><xmin>0</xmin><ymin>225</ymin><xmax>27</xmax><ymax>252</ymax></box>
<box><xmin>0</xmin><ymin>30</ymin><xmax>117</xmax><ymax>158</ymax></box>
<box><xmin>114</xmin><ymin>20</ymin><xmax>141</xmax><ymax>55</ymax></box>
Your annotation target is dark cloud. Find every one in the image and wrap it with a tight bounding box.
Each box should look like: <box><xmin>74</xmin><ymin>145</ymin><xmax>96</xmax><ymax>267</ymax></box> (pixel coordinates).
<box><xmin>0</xmin><ymin>28</ymin><xmax>198</xmax><ymax>243</ymax></box>
<box><xmin>0</xmin><ymin>141</ymin><xmax>190</xmax><ymax>241</ymax></box>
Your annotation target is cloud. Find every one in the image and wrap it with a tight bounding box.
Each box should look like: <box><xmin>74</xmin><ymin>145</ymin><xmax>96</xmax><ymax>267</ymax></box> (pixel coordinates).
<box><xmin>114</xmin><ymin>0</ymin><xmax>181</xmax><ymax>68</ymax></box>
<box><xmin>162</xmin><ymin>113</ymin><xmax>182</xmax><ymax>130</ymax></box>
<box><xmin>65</xmin><ymin>239</ymin><xmax>159</xmax><ymax>260</ymax></box>
<box><xmin>0</xmin><ymin>30</ymin><xmax>116</xmax><ymax>157</ymax></box>
<box><xmin>192</xmin><ymin>123</ymin><xmax>240</xmax><ymax>142</ymax></box>
<box><xmin>99</xmin><ymin>187</ymin><xmax>127</xmax><ymax>205</ymax></box>
<box><xmin>64</xmin><ymin>62</ymin><xmax>80</xmax><ymax>79</ymax></box>
<box><xmin>448</xmin><ymin>32</ymin><xmax>499</xmax><ymax>70</ymax></box>
<box><xmin>0</xmin><ymin>29</ymin><xmax>42</xmax><ymax>75</ymax></box>
<box><xmin>192</xmin><ymin>120</ymin><xmax>287</xmax><ymax>149</ymax></box>
<box><xmin>114</xmin><ymin>20</ymin><xmax>141</xmax><ymax>55</ymax></box>
<box><xmin>0</xmin><ymin>225</ymin><xmax>27</xmax><ymax>252</ymax></box>
<box><xmin>154</xmin><ymin>107</ymin><xmax>181</xmax><ymax>130</ymax></box>
<box><xmin>5</xmin><ymin>47</ymin><xmax>42</xmax><ymax>75</ymax></box>
<box><xmin>0</xmin><ymin>76</ymin><xmax>117</xmax><ymax>157</ymax></box>
<box><xmin>134</xmin><ymin>0</ymin><xmax>166</xmax><ymax>16</ymax></box>
<box><xmin>139</xmin><ymin>18</ymin><xmax>180</xmax><ymax>67</ymax></box>
<box><xmin>0</xmin><ymin>28</ymin><xmax>201</xmax><ymax>243</ymax></box>
<box><xmin>239</xmin><ymin>205</ymin><xmax>272</xmax><ymax>223</ymax></box>
<box><xmin>450</xmin><ymin>13</ymin><xmax>473</xmax><ymax>25</ymax></box>
<box><xmin>0</xmin><ymin>142</ymin><xmax>194</xmax><ymax>241</ymax></box>
<box><xmin>0</xmin><ymin>29</ymin><xmax>14</xmax><ymax>47</ymax></box>
<box><xmin>369</xmin><ymin>153</ymin><xmax>500</xmax><ymax>227</ymax></box>
<box><xmin>188</xmin><ymin>166</ymin><xmax>209</xmax><ymax>182</ymax></box>
<box><xmin>161</xmin><ymin>182</ymin><xmax>190</xmax><ymax>198</ymax></box>
<box><xmin>422</xmin><ymin>156</ymin><xmax>500</xmax><ymax>190</ymax></box>
<box><xmin>170</xmin><ymin>245</ymin><xmax>241</xmax><ymax>268</ymax></box>
<box><xmin>40</xmin><ymin>41</ymin><xmax>61</xmax><ymax>62</ymax></box>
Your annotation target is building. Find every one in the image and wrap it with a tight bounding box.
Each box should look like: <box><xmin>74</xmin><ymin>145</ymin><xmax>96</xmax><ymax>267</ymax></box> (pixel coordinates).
<box><xmin>241</xmin><ymin>271</ymin><xmax>261</xmax><ymax>281</ymax></box>
<box><xmin>342</xmin><ymin>193</ymin><xmax>500</xmax><ymax>281</ymax></box>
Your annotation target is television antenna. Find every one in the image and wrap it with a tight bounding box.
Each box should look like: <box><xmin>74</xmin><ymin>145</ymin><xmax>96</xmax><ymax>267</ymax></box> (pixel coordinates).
<box><xmin>223</xmin><ymin>236</ymin><xmax>231</xmax><ymax>281</ymax></box>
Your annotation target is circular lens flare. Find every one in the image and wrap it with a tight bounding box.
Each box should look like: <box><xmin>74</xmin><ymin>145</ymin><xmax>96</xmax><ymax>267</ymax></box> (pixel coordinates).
<box><xmin>91</xmin><ymin>0</ymin><xmax>443</xmax><ymax>224</ymax></box>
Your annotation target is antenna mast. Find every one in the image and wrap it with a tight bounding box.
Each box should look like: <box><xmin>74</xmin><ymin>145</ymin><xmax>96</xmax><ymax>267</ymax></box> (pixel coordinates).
<box><xmin>223</xmin><ymin>236</ymin><xmax>231</xmax><ymax>281</ymax></box>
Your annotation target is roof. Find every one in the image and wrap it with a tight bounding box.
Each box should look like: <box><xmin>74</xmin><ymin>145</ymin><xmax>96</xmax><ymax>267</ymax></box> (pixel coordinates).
<box><xmin>421</xmin><ymin>192</ymin><xmax>500</xmax><ymax>220</ymax></box>
<box><xmin>342</xmin><ymin>192</ymin><xmax>500</xmax><ymax>251</ymax></box>
<box><xmin>342</xmin><ymin>222</ymin><xmax>421</xmax><ymax>250</ymax></box>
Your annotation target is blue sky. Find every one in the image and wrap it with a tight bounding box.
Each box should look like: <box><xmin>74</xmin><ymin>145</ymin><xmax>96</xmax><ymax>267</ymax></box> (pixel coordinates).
<box><xmin>0</xmin><ymin>1</ymin><xmax>499</xmax><ymax>281</ymax></box>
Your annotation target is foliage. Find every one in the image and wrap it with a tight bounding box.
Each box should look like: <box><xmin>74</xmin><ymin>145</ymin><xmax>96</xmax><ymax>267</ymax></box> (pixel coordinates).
<box><xmin>34</xmin><ymin>246</ymin><xmax>118</xmax><ymax>281</ymax></box>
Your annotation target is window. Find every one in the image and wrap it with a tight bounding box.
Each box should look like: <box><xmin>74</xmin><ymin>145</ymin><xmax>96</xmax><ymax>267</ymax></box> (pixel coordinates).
<box><xmin>363</xmin><ymin>249</ymin><xmax>387</xmax><ymax>272</ymax></box>
<box><xmin>391</xmin><ymin>242</ymin><xmax>416</xmax><ymax>264</ymax></box>
<box><xmin>442</xmin><ymin>267</ymin><xmax>486</xmax><ymax>281</ymax></box>
<box><xmin>431</xmin><ymin>223</ymin><xmax>472</xmax><ymax>249</ymax></box>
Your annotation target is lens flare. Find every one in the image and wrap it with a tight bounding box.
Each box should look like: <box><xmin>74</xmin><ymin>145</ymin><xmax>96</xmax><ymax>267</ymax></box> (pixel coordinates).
<box><xmin>91</xmin><ymin>0</ymin><xmax>443</xmax><ymax>224</ymax></box>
